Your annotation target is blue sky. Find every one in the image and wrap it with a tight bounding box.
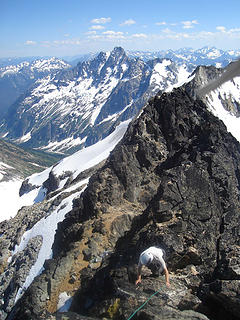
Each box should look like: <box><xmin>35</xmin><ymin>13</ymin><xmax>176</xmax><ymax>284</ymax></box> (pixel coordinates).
<box><xmin>1</xmin><ymin>0</ymin><xmax>240</xmax><ymax>58</ymax></box>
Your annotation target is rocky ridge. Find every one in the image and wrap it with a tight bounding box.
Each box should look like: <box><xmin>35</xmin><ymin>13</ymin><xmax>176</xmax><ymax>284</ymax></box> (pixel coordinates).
<box><xmin>4</xmin><ymin>87</ymin><xmax>240</xmax><ymax>320</ymax></box>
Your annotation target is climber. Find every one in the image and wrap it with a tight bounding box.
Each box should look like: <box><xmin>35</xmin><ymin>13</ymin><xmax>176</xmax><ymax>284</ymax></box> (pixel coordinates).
<box><xmin>135</xmin><ymin>246</ymin><xmax>170</xmax><ymax>287</ymax></box>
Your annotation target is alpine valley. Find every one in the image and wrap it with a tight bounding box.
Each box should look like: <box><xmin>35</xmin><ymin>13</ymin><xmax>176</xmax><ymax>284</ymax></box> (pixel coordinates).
<box><xmin>0</xmin><ymin>46</ymin><xmax>240</xmax><ymax>320</ymax></box>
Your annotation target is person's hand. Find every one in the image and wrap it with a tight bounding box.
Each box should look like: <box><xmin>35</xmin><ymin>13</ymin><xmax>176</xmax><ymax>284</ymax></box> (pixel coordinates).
<box><xmin>166</xmin><ymin>281</ymin><xmax>170</xmax><ymax>287</ymax></box>
<box><xmin>135</xmin><ymin>278</ymin><xmax>141</xmax><ymax>285</ymax></box>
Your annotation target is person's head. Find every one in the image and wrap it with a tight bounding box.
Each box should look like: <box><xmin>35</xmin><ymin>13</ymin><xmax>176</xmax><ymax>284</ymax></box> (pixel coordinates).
<box><xmin>140</xmin><ymin>252</ymin><xmax>153</xmax><ymax>266</ymax></box>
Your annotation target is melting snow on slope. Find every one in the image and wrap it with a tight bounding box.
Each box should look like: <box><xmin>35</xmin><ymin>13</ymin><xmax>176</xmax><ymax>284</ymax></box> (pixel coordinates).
<box><xmin>39</xmin><ymin>136</ymin><xmax>87</xmax><ymax>153</ymax></box>
<box><xmin>52</xmin><ymin>119</ymin><xmax>131</xmax><ymax>179</ymax></box>
<box><xmin>0</xmin><ymin>179</ymin><xmax>46</xmax><ymax>223</ymax></box>
<box><xmin>166</xmin><ymin>65</ymin><xmax>194</xmax><ymax>92</ymax></box>
<box><xmin>57</xmin><ymin>292</ymin><xmax>73</xmax><ymax>312</ymax></box>
<box><xmin>150</xmin><ymin>59</ymin><xmax>172</xmax><ymax>86</ymax></box>
<box><xmin>206</xmin><ymin>77</ymin><xmax>240</xmax><ymax>141</ymax></box>
<box><xmin>13</xmin><ymin>180</ymin><xmax>88</xmax><ymax>303</ymax></box>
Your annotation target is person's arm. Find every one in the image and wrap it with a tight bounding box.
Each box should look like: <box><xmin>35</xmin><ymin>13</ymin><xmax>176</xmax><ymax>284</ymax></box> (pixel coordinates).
<box><xmin>135</xmin><ymin>264</ymin><xmax>142</xmax><ymax>285</ymax></box>
<box><xmin>164</xmin><ymin>267</ymin><xmax>170</xmax><ymax>287</ymax></box>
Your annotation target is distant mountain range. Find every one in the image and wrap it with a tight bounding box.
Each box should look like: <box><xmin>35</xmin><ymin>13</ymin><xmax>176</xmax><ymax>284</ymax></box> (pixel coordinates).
<box><xmin>0</xmin><ymin>57</ymin><xmax>71</xmax><ymax>115</ymax></box>
<box><xmin>2</xmin><ymin>46</ymin><xmax>237</xmax><ymax>67</ymax></box>
<box><xmin>127</xmin><ymin>46</ymin><xmax>240</xmax><ymax>67</ymax></box>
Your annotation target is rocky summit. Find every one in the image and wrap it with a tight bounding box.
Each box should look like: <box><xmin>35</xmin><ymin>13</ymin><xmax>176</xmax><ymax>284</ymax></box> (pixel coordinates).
<box><xmin>3</xmin><ymin>87</ymin><xmax>240</xmax><ymax>320</ymax></box>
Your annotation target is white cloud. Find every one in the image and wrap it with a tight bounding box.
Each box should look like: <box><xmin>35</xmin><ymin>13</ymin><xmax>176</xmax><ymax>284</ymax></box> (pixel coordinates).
<box><xmin>102</xmin><ymin>30</ymin><xmax>125</xmax><ymax>39</ymax></box>
<box><xmin>86</xmin><ymin>31</ymin><xmax>97</xmax><ymax>35</ymax></box>
<box><xmin>87</xmin><ymin>34</ymin><xmax>102</xmax><ymax>40</ymax></box>
<box><xmin>229</xmin><ymin>28</ymin><xmax>240</xmax><ymax>33</ymax></box>
<box><xmin>216</xmin><ymin>26</ymin><xmax>226</xmax><ymax>33</ymax></box>
<box><xmin>90</xmin><ymin>25</ymin><xmax>105</xmax><ymax>30</ymax></box>
<box><xmin>216</xmin><ymin>26</ymin><xmax>240</xmax><ymax>37</ymax></box>
<box><xmin>197</xmin><ymin>31</ymin><xmax>215</xmax><ymax>39</ymax></box>
<box><xmin>120</xmin><ymin>19</ymin><xmax>136</xmax><ymax>26</ymax></box>
<box><xmin>181</xmin><ymin>20</ymin><xmax>198</xmax><ymax>29</ymax></box>
<box><xmin>132</xmin><ymin>33</ymin><xmax>147</xmax><ymax>38</ymax></box>
<box><xmin>25</xmin><ymin>40</ymin><xmax>37</xmax><ymax>45</ymax></box>
<box><xmin>91</xmin><ymin>17</ymin><xmax>111</xmax><ymax>24</ymax></box>
<box><xmin>162</xmin><ymin>28</ymin><xmax>173</xmax><ymax>34</ymax></box>
<box><xmin>156</xmin><ymin>21</ymin><xmax>166</xmax><ymax>26</ymax></box>
<box><xmin>53</xmin><ymin>40</ymin><xmax>81</xmax><ymax>45</ymax></box>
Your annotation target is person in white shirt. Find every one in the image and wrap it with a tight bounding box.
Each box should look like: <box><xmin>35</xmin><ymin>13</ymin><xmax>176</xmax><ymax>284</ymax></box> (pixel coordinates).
<box><xmin>135</xmin><ymin>246</ymin><xmax>170</xmax><ymax>287</ymax></box>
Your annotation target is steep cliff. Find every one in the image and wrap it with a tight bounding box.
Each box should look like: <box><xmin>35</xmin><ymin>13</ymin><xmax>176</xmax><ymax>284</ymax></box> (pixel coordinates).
<box><xmin>6</xmin><ymin>88</ymin><xmax>240</xmax><ymax>319</ymax></box>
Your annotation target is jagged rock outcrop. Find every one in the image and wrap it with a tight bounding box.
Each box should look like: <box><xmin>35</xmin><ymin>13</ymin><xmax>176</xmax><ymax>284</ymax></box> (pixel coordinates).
<box><xmin>6</xmin><ymin>88</ymin><xmax>240</xmax><ymax>319</ymax></box>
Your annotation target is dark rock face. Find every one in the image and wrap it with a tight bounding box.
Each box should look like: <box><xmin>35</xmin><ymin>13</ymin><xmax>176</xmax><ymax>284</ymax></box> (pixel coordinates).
<box><xmin>8</xmin><ymin>88</ymin><xmax>240</xmax><ymax>319</ymax></box>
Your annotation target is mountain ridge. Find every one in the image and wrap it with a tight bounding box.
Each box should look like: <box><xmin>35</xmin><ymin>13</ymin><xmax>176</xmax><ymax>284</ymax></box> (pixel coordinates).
<box><xmin>127</xmin><ymin>46</ymin><xmax>240</xmax><ymax>66</ymax></box>
<box><xmin>2</xmin><ymin>87</ymin><xmax>240</xmax><ymax>320</ymax></box>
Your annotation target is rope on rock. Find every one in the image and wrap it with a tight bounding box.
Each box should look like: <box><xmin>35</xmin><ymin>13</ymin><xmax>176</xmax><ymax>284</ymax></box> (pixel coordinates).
<box><xmin>126</xmin><ymin>288</ymin><xmax>161</xmax><ymax>320</ymax></box>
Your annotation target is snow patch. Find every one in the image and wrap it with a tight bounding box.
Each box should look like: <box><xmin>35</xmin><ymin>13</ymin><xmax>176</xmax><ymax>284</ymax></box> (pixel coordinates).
<box><xmin>166</xmin><ymin>70</ymin><xmax>195</xmax><ymax>92</ymax></box>
<box><xmin>13</xmin><ymin>181</ymin><xmax>87</xmax><ymax>303</ymax></box>
<box><xmin>0</xmin><ymin>179</ymin><xmax>46</xmax><ymax>222</ymax></box>
<box><xmin>39</xmin><ymin>136</ymin><xmax>87</xmax><ymax>153</ymax></box>
<box><xmin>206</xmin><ymin>77</ymin><xmax>240</xmax><ymax>141</ymax></box>
<box><xmin>16</xmin><ymin>131</ymin><xmax>31</xmax><ymax>143</ymax></box>
<box><xmin>207</xmin><ymin>49</ymin><xmax>221</xmax><ymax>59</ymax></box>
<box><xmin>53</xmin><ymin>119</ymin><xmax>131</xmax><ymax>180</ymax></box>
<box><xmin>57</xmin><ymin>292</ymin><xmax>73</xmax><ymax>312</ymax></box>
<box><xmin>150</xmin><ymin>59</ymin><xmax>172</xmax><ymax>86</ymax></box>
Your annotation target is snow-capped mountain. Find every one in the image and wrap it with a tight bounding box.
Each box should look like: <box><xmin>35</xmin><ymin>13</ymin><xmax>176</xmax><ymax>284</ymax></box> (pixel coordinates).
<box><xmin>0</xmin><ymin>57</ymin><xmax>71</xmax><ymax>115</ymax></box>
<box><xmin>0</xmin><ymin>57</ymin><xmax>43</xmax><ymax>68</ymax></box>
<box><xmin>0</xmin><ymin>47</ymin><xmax>193</xmax><ymax>154</ymax></box>
<box><xmin>128</xmin><ymin>46</ymin><xmax>240</xmax><ymax>68</ymax></box>
<box><xmin>0</xmin><ymin>57</ymin><xmax>70</xmax><ymax>77</ymax></box>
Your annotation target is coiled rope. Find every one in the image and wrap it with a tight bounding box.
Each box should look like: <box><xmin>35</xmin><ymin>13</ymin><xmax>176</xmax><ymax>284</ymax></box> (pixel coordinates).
<box><xmin>126</xmin><ymin>288</ymin><xmax>161</xmax><ymax>320</ymax></box>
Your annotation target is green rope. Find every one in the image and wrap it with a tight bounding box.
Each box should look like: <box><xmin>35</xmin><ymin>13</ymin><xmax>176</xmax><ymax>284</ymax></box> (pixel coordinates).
<box><xmin>127</xmin><ymin>288</ymin><xmax>161</xmax><ymax>320</ymax></box>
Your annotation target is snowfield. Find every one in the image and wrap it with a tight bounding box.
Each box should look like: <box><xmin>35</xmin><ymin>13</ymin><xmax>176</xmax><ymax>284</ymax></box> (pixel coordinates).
<box><xmin>206</xmin><ymin>76</ymin><xmax>240</xmax><ymax>141</ymax></box>
<box><xmin>13</xmin><ymin>180</ymin><xmax>88</xmax><ymax>303</ymax></box>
